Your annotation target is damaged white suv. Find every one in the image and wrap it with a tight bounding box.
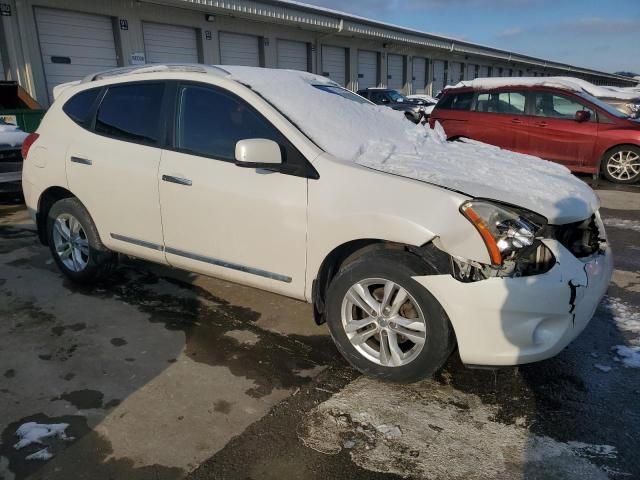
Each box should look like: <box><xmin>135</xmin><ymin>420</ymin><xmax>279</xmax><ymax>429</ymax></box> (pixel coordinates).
<box><xmin>22</xmin><ymin>65</ymin><xmax>613</xmax><ymax>382</ymax></box>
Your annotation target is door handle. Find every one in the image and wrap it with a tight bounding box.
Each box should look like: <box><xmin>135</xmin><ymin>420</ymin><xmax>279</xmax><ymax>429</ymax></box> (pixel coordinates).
<box><xmin>70</xmin><ymin>156</ymin><xmax>92</xmax><ymax>165</ymax></box>
<box><xmin>162</xmin><ymin>174</ymin><xmax>192</xmax><ymax>186</ymax></box>
<box><xmin>535</xmin><ymin>121</ymin><xmax>548</xmax><ymax>127</ymax></box>
<box><xmin>511</xmin><ymin>118</ymin><xmax>522</xmax><ymax>124</ymax></box>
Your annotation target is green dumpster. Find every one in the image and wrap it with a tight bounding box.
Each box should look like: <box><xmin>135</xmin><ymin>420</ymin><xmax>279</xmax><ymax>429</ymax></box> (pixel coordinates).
<box><xmin>0</xmin><ymin>81</ymin><xmax>46</xmax><ymax>133</ymax></box>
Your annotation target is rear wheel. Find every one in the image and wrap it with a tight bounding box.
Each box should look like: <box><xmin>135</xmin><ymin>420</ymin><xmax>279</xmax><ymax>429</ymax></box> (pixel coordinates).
<box><xmin>325</xmin><ymin>252</ymin><xmax>455</xmax><ymax>383</ymax></box>
<box><xmin>602</xmin><ymin>145</ymin><xmax>640</xmax><ymax>184</ymax></box>
<box><xmin>47</xmin><ymin>198</ymin><xmax>116</xmax><ymax>283</ymax></box>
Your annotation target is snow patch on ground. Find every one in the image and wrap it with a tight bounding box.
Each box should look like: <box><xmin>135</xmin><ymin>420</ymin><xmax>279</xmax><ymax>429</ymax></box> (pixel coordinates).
<box><xmin>299</xmin><ymin>377</ymin><xmax>618</xmax><ymax>479</ymax></box>
<box><xmin>612</xmin><ymin>345</ymin><xmax>640</xmax><ymax>368</ymax></box>
<box><xmin>603</xmin><ymin>218</ymin><xmax>640</xmax><ymax>233</ymax></box>
<box><xmin>604</xmin><ymin>296</ymin><xmax>640</xmax><ymax>342</ymax></box>
<box><xmin>224</xmin><ymin>67</ymin><xmax>598</xmax><ymax>222</ymax></box>
<box><xmin>12</xmin><ymin>422</ymin><xmax>72</xmax><ymax>462</ymax></box>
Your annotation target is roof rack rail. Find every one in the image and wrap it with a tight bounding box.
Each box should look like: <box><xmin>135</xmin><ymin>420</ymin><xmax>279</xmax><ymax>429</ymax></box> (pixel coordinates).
<box><xmin>81</xmin><ymin>64</ymin><xmax>230</xmax><ymax>83</ymax></box>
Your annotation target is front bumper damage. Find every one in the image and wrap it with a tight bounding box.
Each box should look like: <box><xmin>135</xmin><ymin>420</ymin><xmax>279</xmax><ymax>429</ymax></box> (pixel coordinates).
<box><xmin>413</xmin><ymin>239</ymin><xmax>613</xmax><ymax>366</ymax></box>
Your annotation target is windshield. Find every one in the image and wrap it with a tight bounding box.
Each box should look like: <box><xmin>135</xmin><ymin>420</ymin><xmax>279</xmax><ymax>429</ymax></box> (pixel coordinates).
<box><xmin>576</xmin><ymin>91</ymin><xmax>630</xmax><ymax>119</ymax></box>
<box><xmin>313</xmin><ymin>85</ymin><xmax>372</xmax><ymax>104</ymax></box>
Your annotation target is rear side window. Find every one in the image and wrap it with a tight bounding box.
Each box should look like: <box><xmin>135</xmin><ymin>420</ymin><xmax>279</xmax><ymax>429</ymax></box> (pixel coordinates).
<box><xmin>475</xmin><ymin>91</ymin><xmax>526</xmax><ymax>114</ymax></box>
<box><xmin>437</xmin><ymin>92</ymin><xmax>474</xmax><ymax>110</ymax></box>
<box><xmin>95</xmin><ymin>83</ymin><xmax>165</xmax><ymax>145</ymax></box>
<box><xmin>175</xmin><ymin>84</ymin><xmax>284</xmax><ymax>161</ymax></box>
<box><xmin>63</xmin><ymin>88</ymin><xmax>100</xmax><ymax>125</ymax></box>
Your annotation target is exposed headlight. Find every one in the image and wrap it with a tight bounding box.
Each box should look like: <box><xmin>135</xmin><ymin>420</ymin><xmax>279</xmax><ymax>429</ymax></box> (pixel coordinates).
<box><xmin>460</xmin><ymin>200</ymin><xmax>547</xmax><ymax>265</ymax></box>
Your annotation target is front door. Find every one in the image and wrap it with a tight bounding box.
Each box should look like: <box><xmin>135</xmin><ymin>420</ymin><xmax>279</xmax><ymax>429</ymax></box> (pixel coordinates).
<box><xmin>66</xmin><ymin>82</ymin><xmax>167</xmax><ymax>263</ymax></box>
<box><xmin>158</xmin><ymin>83</ymin><xmax>308</xmax><ymax>298</ymax></box>
<box><xmin>526</xmin><ymin>91</ymin><xmax>598</xmax><ymax>167</ymax></box>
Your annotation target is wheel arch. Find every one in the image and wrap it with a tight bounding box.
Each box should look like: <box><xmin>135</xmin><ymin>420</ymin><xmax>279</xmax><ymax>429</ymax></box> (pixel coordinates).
<box><xmin>311</xmin><ymin>239</ymin><xmax>452</xmax><ymax>325</ymax></box>
<box><xmin>36</xmin><ymin>186</ymin><xmax>75</xmax><ymax>245</ymax></box>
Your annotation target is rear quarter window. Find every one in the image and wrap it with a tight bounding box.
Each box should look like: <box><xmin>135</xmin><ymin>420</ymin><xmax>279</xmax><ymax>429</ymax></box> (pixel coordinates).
<box><xmin>62</xmin><ymin>88</ymin><xmax>101</xmax><ymax>126</ymax></box>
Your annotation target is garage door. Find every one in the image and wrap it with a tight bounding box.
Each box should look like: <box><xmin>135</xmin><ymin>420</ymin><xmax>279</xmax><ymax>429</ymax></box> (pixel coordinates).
<box><xmin>387</xmin><ymin>54</ymin><xmax>404</xmax><ymax>91</ymax></box>
<box><xmin>143</xmin><ymin>22</ymin><xmax>199</xmax><ymax>64</ymax></box>
<box><xmin>432</xmin><ymin>60</ymin><xmax>445</xmax><ymax>94</ymax></box>
<box><xmin>411</xmin><ymin>57</ymin><xmax>427</xmax><ymax>94</ymax></box>
<box><xmin>357</xmin><ymin>50</ymin><xmax>378</xmax><ymax>89</ymax></box>
<box><xmin>479</xmin><ymin>65</ymin><xmax>489</xmax><ymax>78</ymax></box>
<box><xmin>277</xmin><ymin>40</ymin><xmax>308</xmax><ymax>71</ymax></box>
<box><xmin>448</xmin><ymin>62</ymin><xmax>462</xmax><ymax>86</ymax></box>
<box><xmin>0</xmin><ymin>48</ymin><xmax>4</xmax><ymax>81</ymax></box>
<box><xmin>321</xmin><ymin>45</ymin><xmax>347</xmax><ymax>86</ymax></box>
<box><xmin>220</xmin><ymin>32</ymin><xmax>261</xmax><ymax>67</ymax></box>
<box><xmin>465</xmin><ymin>64</ymin><xmax>477</xmax><ymax>80</ymax></box>
<box><xmin>35</xmin><ymin>8</ymin><xmax>118</xmax><ymax>102</ymax></box>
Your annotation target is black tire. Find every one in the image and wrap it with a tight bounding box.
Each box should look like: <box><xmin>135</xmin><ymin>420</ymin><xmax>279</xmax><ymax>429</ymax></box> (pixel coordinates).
<box><xmin>325</xmin><ymin>251</ymin><xmax>455</xmax><ymax>383</ymax></box>
<box><xmin>601</xmin><ymin>145</ymin><xmax>640</xmax><ymax>184</ymax></box>
<box><xmin>46</xmin><ymin>197</ymin><xmax>116</xmax><ymax>284</ymax></box>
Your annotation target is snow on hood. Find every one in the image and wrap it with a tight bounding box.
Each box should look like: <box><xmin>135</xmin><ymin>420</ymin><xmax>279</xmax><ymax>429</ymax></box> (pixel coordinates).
<box><xmin>0</xmin><ymin>122</ymin><xmax>28</xmax><ymax>147</ymax></box>
<box><xmin>451</xmin><ymin>76</ymin><xmax>640</xmax><ymax>101</ymax></box>
<box><xmin>225</xmin><ymin>67</ymin><xmax>598</xmax><ymax>224</ymax></box>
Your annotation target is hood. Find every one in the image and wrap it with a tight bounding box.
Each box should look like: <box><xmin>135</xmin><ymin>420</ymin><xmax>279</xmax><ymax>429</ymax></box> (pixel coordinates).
<box><xmin>223</xmin><ymin>66</ymin><xmax>598</xmax><ymax>224</ymax></box>
<box><xmin>354</xmin><ymin>123</ymin><xmax>598</xmax><ymax>224</ymax></box>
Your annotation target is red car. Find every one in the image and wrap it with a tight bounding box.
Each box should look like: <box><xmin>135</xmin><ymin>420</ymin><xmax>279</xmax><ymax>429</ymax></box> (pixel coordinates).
<box><xmin>429</xmin><ymin>82</ymin><xmax>640</xmax><ymax>184</ymax></box>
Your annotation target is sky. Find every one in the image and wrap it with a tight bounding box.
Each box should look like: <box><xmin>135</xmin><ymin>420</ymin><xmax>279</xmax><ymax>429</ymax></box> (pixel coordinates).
<box><xmin>295</xmin><ymin>0</ymin><xmax>640</xmax><ymax>74</ymax></box>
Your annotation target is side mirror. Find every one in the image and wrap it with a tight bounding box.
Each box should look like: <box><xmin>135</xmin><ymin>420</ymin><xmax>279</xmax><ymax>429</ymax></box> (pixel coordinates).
<box><xmin>235</xmin><ymin>139</ymin><xmax>283</xmax><ymax>169</ymax></box>
<box><xmin>575</xmin><ymin>110</ymin><xmax>591</xmax><ymax>123</ymax></box>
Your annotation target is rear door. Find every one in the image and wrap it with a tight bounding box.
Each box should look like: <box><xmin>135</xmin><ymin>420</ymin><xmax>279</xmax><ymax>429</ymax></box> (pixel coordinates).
<box><xmin>464</xmin><ymin>90</ymin><xmax>529</xmax><ymax>151</ymax></box>
<box><xmin>65</xmin><ymin>82</ymin><xmax>167</xmax><ymax>263</ymax></box>
<box><xmin>527</xmin><ymin>91</ymin><xmax>598</xmax><ymax>167</ymax></box>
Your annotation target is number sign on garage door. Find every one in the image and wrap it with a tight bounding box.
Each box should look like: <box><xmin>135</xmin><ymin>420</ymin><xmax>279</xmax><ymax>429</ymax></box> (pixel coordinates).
<box><xmin>387</xmin><ymin>54</ymin><xmax>404</xmax><ymax>91</ymax></box>
<box><xmin>277</xmin><ymin>40</ymin><xmax>309</xmax><ymax>71</ymax></box>
<box><xmin>358</xmin><ymin>50</ymin><xmax>378</xmax><ymax>89</ymax></box>
<box><xmin>35</xmin><ymin>8</ymin><xmax>118</xmax><ymax>103</ymax></box>
<box><xmin>321</xmin><ymin>45</ymin><xmax>347</xmax><ymax>86</ymax></box>
<box><xmin>143</xmin><ymin>22</ymin><xmax>199</xmax><ymax>64</ymax></box>
<box><xmin>220</xmin><ymin>32</ymin><xmax>261</xmax><ymax>67</ymax></box>
<box><xmin>412</xmin><ymin>57</ymin><xmax>427</xmax><ymax>94</ymax></box>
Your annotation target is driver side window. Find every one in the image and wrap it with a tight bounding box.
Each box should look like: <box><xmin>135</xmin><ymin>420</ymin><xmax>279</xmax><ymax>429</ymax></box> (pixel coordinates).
<box><xmin>532</xmin><ymin>92</ymin><xmax>595</xmax><ymax>121</ymax></box>
<box><xmin>175</xmin><ymin>84</ymin><xmax>285</xmax><ymax>161</ymax></box>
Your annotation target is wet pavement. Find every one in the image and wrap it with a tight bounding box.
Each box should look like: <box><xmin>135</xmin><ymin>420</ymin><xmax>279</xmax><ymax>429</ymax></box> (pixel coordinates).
<box><xmin>1</xmin><ymin>179</ymin><xmax>639</xmax><ymax>479</ymax></box>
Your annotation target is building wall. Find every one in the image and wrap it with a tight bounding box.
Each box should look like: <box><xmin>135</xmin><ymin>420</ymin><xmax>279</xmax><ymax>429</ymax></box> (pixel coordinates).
<box><xmin>1</xmin><ymin>0</ymin><xmax>634</xmax><ymax>106</ymax></box>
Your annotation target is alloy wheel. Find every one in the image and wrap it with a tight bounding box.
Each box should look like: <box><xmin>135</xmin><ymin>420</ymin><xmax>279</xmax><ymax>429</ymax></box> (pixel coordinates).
<box><xmin>340</xmin><ymin>278</ymin><xmax>427</xmax><ymax>367</ymax></box>
<box><xmin>52</xmin><ymin>213</ymin><xmax>90</xmax><ymax>272</ymax></box>
<box><xmin>606</xmin><ymin>150</ymin><xmax>640</xmax><ymax>182</ymax></box>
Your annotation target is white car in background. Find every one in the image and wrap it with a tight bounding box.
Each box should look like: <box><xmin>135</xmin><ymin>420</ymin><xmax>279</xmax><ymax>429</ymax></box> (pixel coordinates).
<box><xmin>406</xmin><ymin>94</ymin><xmax>438</xmax><ymax>116</ymax></box>
<box><xmin>22</xmin><ymin>65</ymin><xmax>612</xmax><ymax>382</ymax></box>
<box><xmin>0</xmin><ymin>118</ymin><xmax>28</xmax><ymax>193</ymax></box>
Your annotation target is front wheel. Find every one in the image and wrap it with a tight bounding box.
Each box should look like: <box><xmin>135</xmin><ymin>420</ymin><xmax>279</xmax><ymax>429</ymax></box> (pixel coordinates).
<box><xmin>47</xmin><ymin>197</ymin><xmax>116</xmax><ymax>283</ymax></box>
<box><xmin>602</xmin><ymin>145</ymin><xmax>640</xmax><ymax>184</ymax></box>
<box><xmin>325</xmin><ymin>252</ymin><xmax>455</xmax><ymax>383</ymax></box>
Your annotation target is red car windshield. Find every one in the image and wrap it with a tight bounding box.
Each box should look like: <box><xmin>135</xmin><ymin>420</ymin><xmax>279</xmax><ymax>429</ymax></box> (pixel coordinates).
<box><xmin>576</xmin><ymin>91</ymin><xmax>630</xmax><ymax>119</ymax></box>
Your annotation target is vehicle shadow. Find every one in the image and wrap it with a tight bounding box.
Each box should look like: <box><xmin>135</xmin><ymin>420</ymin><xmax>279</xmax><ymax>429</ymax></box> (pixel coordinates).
<box><xmin>0</xmin><ymin>200</ymin><xmax>338</xmax><ymax>480</ymax></box>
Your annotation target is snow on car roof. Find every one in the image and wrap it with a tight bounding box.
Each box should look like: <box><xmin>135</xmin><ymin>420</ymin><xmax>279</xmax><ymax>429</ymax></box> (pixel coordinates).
<box><xmin>226</xmin><ymin>67</ymin><xmax>597</xmax><ymax>222</ymax></box>
<box><xmin>450</xmin><ymin>76</ymin><xmax>639</xmax><ymax>100</ymax></box>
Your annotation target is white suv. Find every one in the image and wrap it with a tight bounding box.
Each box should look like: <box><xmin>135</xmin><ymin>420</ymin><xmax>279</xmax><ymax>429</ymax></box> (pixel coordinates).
<box><xmin>22</xmin><ymin>65</ymin><xmax>613</xmax><ymax>382</ymax></box>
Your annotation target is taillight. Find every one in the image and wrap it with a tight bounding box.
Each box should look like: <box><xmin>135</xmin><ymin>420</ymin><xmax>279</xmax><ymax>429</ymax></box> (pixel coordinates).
<box><xmin>21</xmin><ymin>133</ymin><xmax>40</xmax><ymax>160</ymax></box>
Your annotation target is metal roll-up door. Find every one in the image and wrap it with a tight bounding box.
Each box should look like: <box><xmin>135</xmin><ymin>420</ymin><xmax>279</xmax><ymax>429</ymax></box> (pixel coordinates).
<box><xmin>411</xmin><ymin>57</ymin><xmax>427</xmax><ymax>94</ymax></box>
<box><xmin>448</xmin><ymin>62</ymin><xmax>461</xmax><ymax>86</ymax></box>
<box><xmin>143</xmin><ymin>22</ymin><xmax>199</xmax><ymax>64</ymax></box>
<box><xmin>0</xmin><ymin>48</ymin><xmax>4</xmax><ymax>81</ymax></box>
<box><xmin>479</xmin><ymin>65</ymin><xmax>489</xmax><ymax>78</ymax></box>
<box><xmin>387</xmin><ymin>54</ymin><xmax>404</xmax><ymax>91</ymax></box>
<box><xmin>358</xmin><ymin>50</ymin><xmax>378</xmax><ymax>89</ymax></box>
<box><xmin>321</xmin><ymin>45</ymin><xmax>347</xmax><ymax>86</ymax></box>
<box><xmin>277</xmin><ymin>40</ymin><xmax>308</xmax><ymax>71</ymax></box>
<box><xmin>432</xmin><ymin>60</ymin><xmax>445</xmax><ymax>94</ymax></box>
<box><xmin>466</xmin><ymin>63</ymin><xmax>477</xmax><ymax>80</ymax></box>
<box><xmin>35</xmin><ymin>7</ymin><xmax>118</xmax><ymax>102</ymax></box>
<box><xmin>220</xmin><ymin>32</ymin><xmax>261</xmax><ymax>67</ymax></box>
